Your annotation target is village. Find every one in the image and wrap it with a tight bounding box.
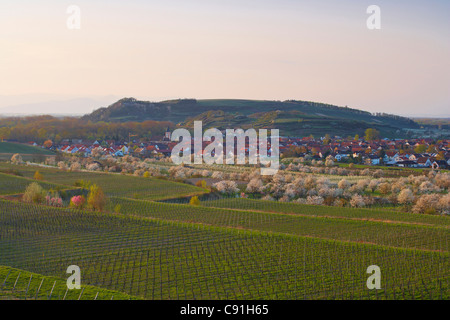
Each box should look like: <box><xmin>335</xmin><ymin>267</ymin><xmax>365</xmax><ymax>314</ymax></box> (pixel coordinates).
<box><xmin>25</xmin><ymin>127</ymin><xmax>450</xmax><ymax>170</ymax></box>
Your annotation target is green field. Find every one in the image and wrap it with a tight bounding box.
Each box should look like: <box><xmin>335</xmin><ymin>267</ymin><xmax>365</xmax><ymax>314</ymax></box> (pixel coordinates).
<box><xmin>0</xmin><ymin>163</ymin><xmax>206</xmax><ymax>200</ymax></box>
<box><xmin>0</xmin><ymin>163</ymin><xmax>448</xmax><ymax>300</ymax></box>
<box><xmin>0</xmin><ymin>200</ymin><xmax>448</xmax><ymax>300</ymax></box>
<box><xmin>0</xmin><ymin>142</ymin><xmax>54</xmax><ymax>155</ymax></box>
<box><xmin>108</xmin><ymin>197</ymin><xmax>448</xmax><ymax>252</ymax></box>
<box><xmin>200</xmin><ymin>198</ymin><xmax>450</xmax><ymax>227</ymax></box>
<box><xmin>0</xmin><ymin>172</ymin><xmax>67</xmax><ymax>196</ymax></box>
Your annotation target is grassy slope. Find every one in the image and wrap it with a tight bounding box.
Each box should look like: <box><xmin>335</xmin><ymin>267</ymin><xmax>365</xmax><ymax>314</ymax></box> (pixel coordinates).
<box><xmin>0</xmin><ymin>142</ymin><xmax>54</xmax><ymax>155</ymax></box>
<box><xmin>180</xmin><ymin>99</ymin><xmax>417</xmax><ymax>138</ymax></box>
<box><xmin>0</xmin><ymin>162</ymin><xmax>206</xmax><ymax>200</ymax></box>
<box><xmin>179</xmin><ymin>106</ymin><xmax>404</xmax><ymax>137</ymax></box>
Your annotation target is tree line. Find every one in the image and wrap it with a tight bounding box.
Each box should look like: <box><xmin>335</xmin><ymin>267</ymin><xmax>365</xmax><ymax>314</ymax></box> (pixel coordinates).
<box><xmin>0</xmin><ymin>116</ymin><xmax>174</xmax><ymax>143</ymax></box>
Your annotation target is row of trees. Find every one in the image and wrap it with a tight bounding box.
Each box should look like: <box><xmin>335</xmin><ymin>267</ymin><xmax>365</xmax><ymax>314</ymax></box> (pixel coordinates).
<box><xmin>240</xmin><ymin>170</ymin><xmax>450</xmax><ymax>214</ymax></box>
<box><xmin>11</xmin><ymin>150</ymin><xmax>449</xmax><ymax>215</ymax></box>
<box><xmin>0</xmin><ymin>116</ymin><xmax>173</xmax><ymax>143</ymax></box>
<box><xmin>22</xmin><ymin>181</ymin><xmax>106</xmax><ymax>212</ymax></box>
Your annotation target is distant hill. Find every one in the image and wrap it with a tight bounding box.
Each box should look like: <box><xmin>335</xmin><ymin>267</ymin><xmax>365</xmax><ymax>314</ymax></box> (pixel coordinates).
<box><xmin>81</xmin><ymin>98</ymin><xmax>420</xmax><ymax>137</ymax></box>
<box><xmin>414</xmin><ymin>118</ymin><xmax>450</xmax><ymax>130</ymax></box>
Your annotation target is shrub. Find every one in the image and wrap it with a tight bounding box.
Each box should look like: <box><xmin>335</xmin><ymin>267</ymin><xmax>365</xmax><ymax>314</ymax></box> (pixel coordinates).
<box><xmin>87</xmin><ymin>184</ymin><xmax>106</xmax><ymax>211</ymax></box>
<box><xmin>34</xmin><ymin>171</ymin><xmax>44</xmax><ymax>180</ymax></box>
<box><xmin>285</xmin><ymin>184</ymin><xmax>301</xmax><ymax>198</ymax></box>
<box><xmin>195</xmin><ymin>180</ymin><xmax>207</xmax><ymax>188</ymax></box>
<box><xmin>269</xmin><ymin>182</ymin><xmax>285</xmax><ymax>198</ymax></box>
<box><xmin>316</xmin><ymin>177</ymin><xmax>331</xmax><ymax>188</ymax></box>
<box><xmin>114</xmin><ymin>204</ymin><xmax>122</xmax><ymax>213</ymax></box>
<box><xmin>86</xmin><ymin>163</ymin><xmax>101</xmax><ymax>171</ymax></box>
<box><xmin>70</xmin><ymin>195</ymin><xmax>86</xmax><ymax>209</ymax></box>
<box><xmin>213</xmin><ymin>180</ymin><xmax>239</xmax><ymax>194</ymax></box>
<box><xmin>333</xmin><ymin>198</ymin><xmax>347</xmax><ymax>207</ymax></box>
<box><xmin>272</xmin><ymin>173</ymin><xmax>285</xmax><ymax>184</ymax></box>
<box><xmin>74</xmin><ymin>180</ymin><xmax>92</xmax><ymax>189</ymax></box>
<box><xmin>211</xmin><ymin>171</ymin><xmax>223</xmax><ymax>180</ymax></box>
<box><xmin>45</xmin><ymin>195</ymin><xmax>63</xmax><ymax>207</ymax></box>
<box><xmin>356</xmin><ymin>179</ymin><xmax>370</xmax><ymax>191</ymax></box>
<box><xmin>189</xmin><ymin>196</ymin><xmax>201</xmax><ymax>206</ymax></box>
<box><xmin>338</xmin><ymin>179</ymin><xmax>351</xmax><ymax>190</ymax></box>
<box><xmin>143</xmin><ymin>171</ymin><xmax>150</xmax><ymax>178</ymax></box>
<box><xmin>413</xmin><ymin>194</ymin><xmax>440</xmax><ymax>214</ymax></box>
<box><xmin>350</xmin><ymin>194</ymin><xmax>366</xmax><ymax>208</ymax></box>
<box><xmin>23</xmin><ymin>183</ymin><xmax>46</xmax><ymax>204</ymax></box>
<box><xmin>45</xmin><ymin>157</ymin><xmax>56</xmax><ymax>166</ymax></box>
<box><xmin>438</xmin><ymin>193</ymin><xmax>450</xmax><ymax>214</ymax></box>
<box><xmin>373</xmin><ymin>169</ymin><xmax>384</xmax><ymax>178</ymax></box>
<box><xmin>434</xmin><ymin>173</ymin><xmax>450</xmax><ymax>189</ymax></box>
<box><xmin>262</xmin><ymin>195</ymin><xmax>275</xmax><ymax>201</ymax></box>
<box><xmin>419</xmin><ymin>181</ymin><xmax>438</xmax><ymax>194</ymax></box>
<box><xmin>70</xmin><ymin>162</ymin><xmax>81</xmax><ymax>171</ymax></box>
<box><xmin>377</xmin><ymin>182</ymin><xmax>391</xmax><ymax>195</ymax></box>
<box><xmin>246</xmin><ymin>178</ymin><xmax>264</xmax><ymax>193</ymax></box>
<box><xmin>306</xmin><ymin>196</ymin><xmax>324</xmax><ymax>206</ymax></box>
<box><xmin>11</xmin><ymin>153</ymin><xmax>24</xmax><ymax>165</ymax></box>
<box><xmin>304</xmin><ymin>176</ymin><xmax>316</xmax><ymax>190</ymax></box>
<box><xmin>397</xmin><ymin>188</ymin><xmax>415</xmax><ymax>204</ymax></box>
<box><xmin>368</xmin><ymin>179</ymin><xmax>379</xmax><ymax>192</ymax></box>
<box><xmin>201</xmin><ymin>170</ymin><xmax>211</xmax><ymax>177</ymax></box>
<box><xmin>58</xmin><ymin>161</ymin><xmax>68</xmax><ymax>171</ymax></box>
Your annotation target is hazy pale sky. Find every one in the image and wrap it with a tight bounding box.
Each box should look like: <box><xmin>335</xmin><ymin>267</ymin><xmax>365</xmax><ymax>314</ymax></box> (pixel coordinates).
<box><xmin>0</xmin><ymin>0</ymin><xmax>449</xmax><ymax>116</ymax></box>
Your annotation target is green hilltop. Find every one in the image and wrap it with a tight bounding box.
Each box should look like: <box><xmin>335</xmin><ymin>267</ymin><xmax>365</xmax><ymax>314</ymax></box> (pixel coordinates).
<box><xmin>81</xmin><ymin>98</ymin><xmax>420</xmax><ymax>137</ymax></box>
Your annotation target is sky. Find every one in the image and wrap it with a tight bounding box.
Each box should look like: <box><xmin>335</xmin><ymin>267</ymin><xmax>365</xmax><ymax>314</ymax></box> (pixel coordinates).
<box><xmin>0</xmin><ymin>0</ymin><xmax>449</xmax><ymax>117</ymax></box>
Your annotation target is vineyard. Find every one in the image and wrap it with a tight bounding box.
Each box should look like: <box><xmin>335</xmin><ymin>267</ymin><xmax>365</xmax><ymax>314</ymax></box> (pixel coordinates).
<box><xmin>0</xmin><ymin>266</ymin><xmax>136</xmax><ymax>300</ymax></box>
<box><xmin>199</xmin><ymin>197</ymin><xmax>450</xmax><ymax>227</ymax></box>
<box><xmin>108</xmin><ymin>197</ymin><xmax>449</xmax><ymax>252</ymax></box>
<box><xmin>0</xmin><ymin>163</ymin><xmax>448</xmax><ymax>300</ymax></box>
<box><xmin>0</xmin><ymin>172</ymin><xmax>66</xmax><ymax>196</ymax></box>
<box><xmin>0</xmin><ymin>163</ymin><xmax>206</xmax><ymax>201</ymax></box>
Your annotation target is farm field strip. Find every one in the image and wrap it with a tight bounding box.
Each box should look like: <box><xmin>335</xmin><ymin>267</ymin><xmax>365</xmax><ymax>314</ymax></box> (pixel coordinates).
<box><xmin>0</xmin><ymin>163</ymin><xmax>206</xmax><ymax>200</ymax></box>
<box><xmin>0</xmin><ymin>200</ymin><xmax>448</xmax><ymax>300</ymax></box>
<box><xmin>0</xmin><ymin>142</ymin><xmax>54</xmax><ymax>155</ymax></box>
<box><xmin>109</xmin><ymin>198</ymin><xmax>450</xmax><ymax>252</ymax></box>
<box><xmin>200</xmin><ymin>198</ymin><xmax>450</xmax><ymax>228</ymax></box>
<box><xmin>151</xmin><ymin>161</ymin><xmax>376</xmax><ymax>183</ymax></box>
<box><xmin>0</xmin><ymin>172</ymin><xmax>68</xmax><ymax>196</ymax></box>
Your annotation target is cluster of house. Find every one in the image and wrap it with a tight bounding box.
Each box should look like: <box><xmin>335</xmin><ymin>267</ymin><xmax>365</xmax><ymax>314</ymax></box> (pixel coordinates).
<box><xmin>281</xmin><ymin>136</ymin><xmax>450</xmax><ymax>169</ymax></box>
<box><xmin>30</xmin><ymin>132</ymin><xmax>450</xmax><ymax>169</ymax></box>
<box><xmin>54</xmin><ymin>139</ymin><xmax>171</xmax><ymax>157</ymax></box>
